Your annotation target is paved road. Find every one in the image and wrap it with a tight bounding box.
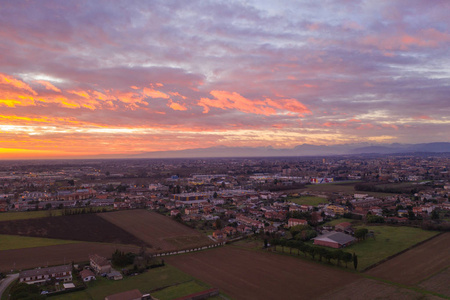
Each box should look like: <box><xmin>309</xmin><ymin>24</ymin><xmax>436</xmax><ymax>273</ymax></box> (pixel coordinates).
<box><xmin>0</xmin><ymin>273</ymin><xmax>19</xmax><ymax>299</ymax></box>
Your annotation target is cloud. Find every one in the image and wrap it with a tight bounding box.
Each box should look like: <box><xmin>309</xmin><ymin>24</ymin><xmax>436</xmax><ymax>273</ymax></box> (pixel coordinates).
<box><xmin>198</xmin><ymin>90</ymin><xmax>310</xmax><ymax>116</ymax></box>
<box><xmin>0</xmin><ymin>1</ymin><xmax>449</xmax><ymax>157</ymax></box>
<box><xmin>35</xmin><ymin>80</ymin><xmax>61</xmax><ymax>92</ymax></box>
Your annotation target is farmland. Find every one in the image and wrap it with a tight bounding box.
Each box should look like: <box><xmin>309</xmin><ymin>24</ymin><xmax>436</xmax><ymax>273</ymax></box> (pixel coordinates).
<box><xmin>0</xmin><ymin>242</ymin><xmax>140</xmax><ymax>271</ymax></box>
<box><xmin>344</xmin><ymin>225</ymin><xmax>438</xmax><ymax>270</ymax></box>
<box><xmin>0</xmin><ymin>210</ymin><xmax>63</xmax><ymax>221</ymax></box>
<box><xmin>305</xmin><ymin>181</ymin><xmax>393</xmax><ymax>197</ymax></box>
<box><xmin>318</xmin><ymin>278</ymin><xmax>444</xmax><ymax>300</ymax></box>
<box><xmin>287</xmin><ymin>195</ymin><xmax>327</xmax><ymax>206</ymax></box>
<box><xmin>166</xmin><ymin>245</ymin><xmax>359</xmax><ymax>300</ymax></box>
<box><xmin>0</xmin><ymin>213</ymin><xmax>144</xmax><ymax>246</ymax></box>
<box><xmin>0</xmin><ymin>207</ymin><xmax>113</xmax><ymax>222</ymax></box>
<box><xmin>99</xmin><ymin>210</ymin><xmax>214</xmax><ymax>252</ymax></box>
<box><xmin>0</xmin><ymin>234</ymin><xmax>77</xmax><ymax>251</ymax></box>
<box><xmin>366</xmin><ymin>232</ymin><xmax>450</xmax><ymax>285</ymax></box>
<box><xmin>419</xmin><ymin>268</ymin><xmax>450</xmax><ymax>297</ymax></box>
<box><xmin>52</xmin><ymin>264</ymin><xmax>211</xmax><ymax>300</ymax></box>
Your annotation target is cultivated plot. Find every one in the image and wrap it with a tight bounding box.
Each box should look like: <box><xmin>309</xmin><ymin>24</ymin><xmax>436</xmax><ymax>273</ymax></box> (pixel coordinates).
<box><xmin>166</xmin><ymin>245</ymin><xmax>359</xmax><ymax>300</ymax></box>
<box><xmin>318</xmin><ymin>278</ymin><xmax>444</xmax><ymax>300</ymax></box>
<box><xmin>366</xmin><ymin>232</ymin><xmax>450</xmax><ymax>285</ymax></box>
<box><xmin>99</xmin><ymin>210</ymin><xmax>214</xmax><ymax>252</ymax></box>
<box><xmin>0</xmin><ymin>214</ymin><xmax>144</xmax><ymax>245</ymax></box>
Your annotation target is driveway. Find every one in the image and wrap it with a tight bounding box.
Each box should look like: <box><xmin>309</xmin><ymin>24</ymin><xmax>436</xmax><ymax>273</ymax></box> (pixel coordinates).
<box><xmin>0</xmin><ymin>273</ymin><xmax>19</xmax><ymax>299</ymax></box>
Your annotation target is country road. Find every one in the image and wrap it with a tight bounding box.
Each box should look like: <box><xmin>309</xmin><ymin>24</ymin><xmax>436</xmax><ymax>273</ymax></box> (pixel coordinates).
<box><xmin>0</xmin><ymin>273</ymin><xmax>19</xmax><ymax>299</ymax></box>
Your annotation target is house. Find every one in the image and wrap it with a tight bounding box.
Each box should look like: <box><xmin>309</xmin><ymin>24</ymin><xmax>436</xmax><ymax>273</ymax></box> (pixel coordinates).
<box><xmin>212</xmin><ymin>230</ymin><xmax>226</xmax><ymax>240</ymax></box>
<box><xmin>264</xmin><ymin>225</ymin><xmax>277</xmax><ymax>234</ymax></box>
<box><xmin>313</xmin><ymin>231</ymin><xmax>356</xmax><ymax>248</ymax></box>
<box><xmin>326</xmin><ymin>205</ymin><xmax>348</xmax><ymax>215</ymax></box>
<box><xmin>184</xmin><ymin>207</ymin><xmax>198</xmax><ymax>215</ymax></box>
<box><xmin>19</xmin><ymin>265</ymin><xmax>72</xmax><ymax>284</ymax></box>
<box><xmin>223</xmin><ymin>226</ymin><xmax>237</xmax><ymax>236</ymax></box>
<box><xmin>288</xmin><ymin>218</ymin><xmax>307</xmax><ymax>227</ymax></box>
<box><xmin>170</xmin><ymin>209</ymin><xmax>180</xmax><ymax>217</ymax></box>
<box><xmin>80</xmin><ymin>269</ymin><xmax>96</xmax><ymax>282</ymax></box>
<box><xmin>89</xmin><ymin>254</ymin><xmax>112</xmax><ymax>274</ymax></box>
<box><xmin>335</xmin><ymin>222</ymin><xmax>352</xmax><ymax>232</ymax></box>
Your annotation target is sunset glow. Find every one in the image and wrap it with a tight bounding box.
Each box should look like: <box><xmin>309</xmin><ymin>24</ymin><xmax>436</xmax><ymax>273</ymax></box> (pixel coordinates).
<box><xmin>1</xmin><ymin>1</ymin><xmax>449</xmax><ymax>159</ymax></box>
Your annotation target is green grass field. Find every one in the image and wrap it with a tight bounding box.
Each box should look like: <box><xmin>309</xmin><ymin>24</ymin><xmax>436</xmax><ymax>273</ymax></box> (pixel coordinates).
<box><xmin>0</xmin><ymin>234</ymin><xmax>78</xmax><ymax>250</ymax></box>
<box><xmin>287</xmin><ymin>196</ymin><xmax>327</xmax><ymax>206</ymax></box>
<box><xmin>344</xmin><ymin>225</ymin><xmax>438</xmax><ymax>270</ymax></box>
<box><xmin>323</xmin><ymin>218</ymin><xmax>355</xmax><ymax>226</ymax></box>
<box><xmin>305</xmin><ymin>182</ymin><xmax>393</xmax><ymax>198</ymax></box>
<box><xmin>0</xmin><ymin>210</ymin><xmax>63</xmax><ymax>221</ymax></box>
<box><xmin>0</xmin><ymin>207</ymin><xmax>113</xmax><ymax>222</ymax></box>
<box><xmin>273</xmin><ymin>225</ymin><xmax>438</xmax><ymax>272</ymax></box>
<box><xmin>52</xmin><ymin>264</ymin><xmax>211</xmax><ymax>300</ymax></box>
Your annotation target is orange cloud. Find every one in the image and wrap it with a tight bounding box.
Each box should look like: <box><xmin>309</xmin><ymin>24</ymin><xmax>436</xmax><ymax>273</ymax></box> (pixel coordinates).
<box><xmin>168</xmin><ymin>100</ymin><xmax>187</xmax><ymax>111</ymax></box>
<box><xmin>198</xmin><ymin>90</ymin><xmax>310</xmax><ymax>116</ymax></box>
<box><xmin>143</xmin><ymin>87</ymin><xmax>170</xmax><ymax>99</ymax></box>
<box><xmin>35</xmin><ymin>80</ymin><xmax>61</xmax><ymax>92</ymax></box>
<box><xmin>0</xmin><ymin>73</ymin><xmax>37</xmax><ymax>95</ymax></box>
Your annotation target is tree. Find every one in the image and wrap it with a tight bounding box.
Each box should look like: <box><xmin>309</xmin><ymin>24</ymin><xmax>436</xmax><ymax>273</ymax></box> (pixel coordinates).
<box><xmin>214</xmin><ymin>219</ymin><xmax>223</xmax><ymax>229</ymax></box>
<box><xmin>354</xmin><ymin>228</ymin><xmax>369</xmax><ymax>241</ymax></box>
<box><xmin>353</xmin><ymin>253</ymin><xmax>358</xmax><ymax>270</ymax></box>
<box><xmin>431</xmin><ymin>210</ymin><xmax>439</xmax><ymax>220</ymax></box>
<box><xmin>343</xmin><ymin>252</ymin><xmax>353</xmax><ymax>268</ymax></box>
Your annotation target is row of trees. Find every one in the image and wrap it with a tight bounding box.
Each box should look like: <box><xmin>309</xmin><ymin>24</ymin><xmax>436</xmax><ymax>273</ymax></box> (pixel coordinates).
<box><xmin>61</xmin><ymin>207</ymin><xmax>109</xmax><ymax>216</ymax></box>
<box><xmin>270</xmin><ymin>239</ymin><xmax>358</xmax><ymax>269</ymax></box>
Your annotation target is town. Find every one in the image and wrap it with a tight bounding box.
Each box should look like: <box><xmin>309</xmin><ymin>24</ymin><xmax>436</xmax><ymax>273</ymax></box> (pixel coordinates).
<box><xmin>0</xmin><ymin>154</ymin><xmax>449</xmax><ymax>299</ymax></box>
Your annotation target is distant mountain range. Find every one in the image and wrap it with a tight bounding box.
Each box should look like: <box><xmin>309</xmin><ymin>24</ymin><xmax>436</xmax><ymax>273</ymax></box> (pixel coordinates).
<box><xmin>128</xmin><ymin>142</ymin><xmax>450</xmax><ymax>159</ymax></box>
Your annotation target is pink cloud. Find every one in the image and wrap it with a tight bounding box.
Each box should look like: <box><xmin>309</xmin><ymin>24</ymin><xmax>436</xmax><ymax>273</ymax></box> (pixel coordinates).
<box><xmin>35</xmin><ymin>80</ymin><xmax>61</xmax><ymax>92</ymax></box>
<box><xmin>198</xmin><ymin>90</ymin><xmax>310</xmax><ymax>116</ymax></box>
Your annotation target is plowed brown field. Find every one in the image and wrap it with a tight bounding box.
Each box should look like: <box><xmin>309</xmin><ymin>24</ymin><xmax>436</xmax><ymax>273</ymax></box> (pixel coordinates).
<box><xmin>99</xmin><ymin>210</ymin><xmax>213</xmax><ymax>252</ymax></box>
<box><xmin>0</xmin><ymin>242</ymin><xmax>140</xmax><ymax>271</ymax></box>
<box><xmin>166</xmin><ymin>246</ymin><xmax>359</xmax><ymax>300</ymax></box>
<box><xmin>318</xmin><ymin>278</ymin><xmax>444</xmax><ymax>300</ymax></box>
<box><xmin>366</xmin><ymin>232</ymin><xmax>450</xmax><ymax>285</ymax></box>
<box><xmin>0</xmin><ymin>213</ymin><xmax>144</xmax><ymax>245</ymax></box>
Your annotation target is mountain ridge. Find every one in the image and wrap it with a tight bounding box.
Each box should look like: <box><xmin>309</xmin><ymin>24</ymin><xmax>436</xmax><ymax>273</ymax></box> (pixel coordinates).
<box><xmin>126</xmin><ymin>142</ymin><xmax>450</xmax><ymax>159</ymax></box>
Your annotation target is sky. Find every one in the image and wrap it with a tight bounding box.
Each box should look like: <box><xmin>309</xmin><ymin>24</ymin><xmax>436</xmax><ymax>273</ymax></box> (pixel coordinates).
<box><xmin>0</xmin><ymin>0</ymin><xmax>449</xmax><ymax>159</ymax></box>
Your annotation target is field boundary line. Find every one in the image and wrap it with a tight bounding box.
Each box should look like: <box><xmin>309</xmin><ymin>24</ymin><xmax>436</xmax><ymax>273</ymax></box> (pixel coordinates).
<box><xmin>362</xmin><ymin>231</ymin><xmax>444</xmax><ymax>272</ymax></box>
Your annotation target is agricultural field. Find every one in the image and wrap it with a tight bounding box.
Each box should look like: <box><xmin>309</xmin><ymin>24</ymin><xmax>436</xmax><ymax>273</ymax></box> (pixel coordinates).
<box><xmin>0</xmin><ymin>242</ymin><xmax>140</xmax><ymax>271</ymax></box>
<box><xmin>305</xmin><ymin>182</ymin><xmax>393</xmax><ymax>197</ymax></box>
<box><xmin>0</xmin><ymin>234</ymin><xmax>77</xmax><ymax>251</ymax></box>
<box><xmin>366</xmin><ymin>232</ymin><xmax>450</xmax><ymax>285</ymax></box>
<box><xmin>344</xmin><ymin>225</ymin><xmax>438</xmax><ymax>270</ymax></box>
<box><xmin>318</xmin><ymin>278</ymin><xmax>444</xmax><ymax>300</ymax></box>
<box><xmin>0</xmin><ymin>213</ymin><xmax>144</xmax><ymax>246</ymax></box>
<box><xmin>99</xmin><ymin>210</ymin><xmax>214</xmax><ymax>252</ymax></box>
<box><xmin>324</xmin><ymin>218</ymin><xmax>356</xmax><ymax>226</ymax></box>
<box><xmin>0</xmin><ymin>207</ymin><xmax>113</xmax><ymax>222</ymax></box>
<box><xmin>287</xmin><ymin>195</ymin><xmax>327</xmax><ymax>206</ymax></box>
<box><xmin>0</xmin><ymin>210</ymin><xmax>63</xmax><ymax>221</ymax></box>
<box><xmin>51</xmin><ymin>265</ymin><xmax>211</xmax><ymax>300</ymax></box>
<box><xmin>166</xmin><ymin>245</ymin><xmax>360</xmax><ymax>300</ymax></box>
<box><xmin>419</xmin><ymin>268</ymin><xmax>450</xmax><ymax>297</ymax></box>
<box><xmin>274</xmin><ymin>225</ymin><xmax>438</xmax><ymax>271</ymax></box>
